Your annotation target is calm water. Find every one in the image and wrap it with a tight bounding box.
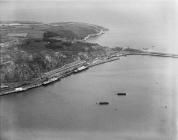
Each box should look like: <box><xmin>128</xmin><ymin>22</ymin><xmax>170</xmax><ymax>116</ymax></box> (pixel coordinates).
<box><xmin>0</xmin><ymin>56</ymin><xmax>177</xmax><ymax>140</ymax></box>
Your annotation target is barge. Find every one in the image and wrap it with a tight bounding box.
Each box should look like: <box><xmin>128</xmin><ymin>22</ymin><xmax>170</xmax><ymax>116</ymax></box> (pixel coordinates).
<box><xmin>97</xmin><ymin>102</ymin><xmax>109</xmax><ymax>105</ymax></box>
<box><xmin>116</xmin><ymin>93</ymin><xmax>126</xmax><ymax>96</ymax></box>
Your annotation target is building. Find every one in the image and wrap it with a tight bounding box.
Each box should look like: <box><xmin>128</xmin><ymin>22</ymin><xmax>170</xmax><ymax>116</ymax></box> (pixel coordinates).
<box><xmin>7</xmin><ymin>33</ymin><xmax>28</xmax><ymax>38</ymax></box>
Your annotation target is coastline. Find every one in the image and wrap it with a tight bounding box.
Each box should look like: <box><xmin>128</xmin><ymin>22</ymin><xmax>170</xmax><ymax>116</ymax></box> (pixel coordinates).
<box><xmin>1</xmin><ymin>23</ymin><xmax>178</xmax><ymax>96</ymax></box>
<box><xmin>0</xmin><ymin>56</ymin><xmax>119</xmax><ymax>96</ymax></box>
<box><xmin>1</xmin><ymin>51</ymin><xmax>178</xmax><ymax>96</ymax></box>
<box><xmin>0</xmin><ymin>24</ymin><xmax>107</xmax><ymax>96</ymax></box>
<box><xmin>82</xmin><ymin>28</ymin><xmax>106</xmax><ymax>41</ymax></box>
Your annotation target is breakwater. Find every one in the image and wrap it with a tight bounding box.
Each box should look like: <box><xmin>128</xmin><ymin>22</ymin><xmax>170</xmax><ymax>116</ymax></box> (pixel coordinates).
<box><xmin>1</xmin><ymin>51</ymin><xmax>177</xmax><ymax>96</ymax></box>
<box><xmin>122</xmin><ymin>51</ymin><xmax>178</xmax><ymax>58</ymax></box>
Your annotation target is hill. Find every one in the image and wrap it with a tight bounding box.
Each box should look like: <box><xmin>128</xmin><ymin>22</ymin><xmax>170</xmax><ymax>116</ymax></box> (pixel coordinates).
<box><xmin>0</xmin><ymin>21</ymin><xmax>108</xmax><ymax>85</ymax></box>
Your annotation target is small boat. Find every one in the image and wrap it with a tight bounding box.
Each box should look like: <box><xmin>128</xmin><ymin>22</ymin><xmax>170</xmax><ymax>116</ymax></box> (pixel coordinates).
<box><xmin>42</xmin><ymin>77</ymin><xmax>59</xmax><ymax>86</ymax></box>
<box><xmin>97</xmin><ymin>102</ymin><xmax>109</xmax><ymax>105</ymax></box>
<box><xmin>73</xmin><ymin>66</ymin><xmax>88</xmax><ymax>73</ymax></box>
<box><xmin>14</xmin><ymin>87</ymin><xmax>27</xmax><ymax>92</ymax></box>
<box><xmin>116</xmin><ymin>93</ymin><xmax>126</xmax><ymax>96</ymax></box>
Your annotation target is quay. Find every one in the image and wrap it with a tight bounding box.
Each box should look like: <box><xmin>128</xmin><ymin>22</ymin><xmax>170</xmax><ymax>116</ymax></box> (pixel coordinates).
<box><xmin>0</xmin><ymin>55</ymin><xmax>120</xmax><ymax>96</ymax></box>
<box><xmin>1</xmin><ymin>50</ymin><xmax>178</xmax><ymax>96</ymax></box>
<box><xmin>0</xmin><ymin>60</ymin><xmax>87</xmax><ymax>96</ymax></box>
<box><xmin>89</xmin><ymin>57</ymin><xmax>120</xmax><ymax>67</ymax></box>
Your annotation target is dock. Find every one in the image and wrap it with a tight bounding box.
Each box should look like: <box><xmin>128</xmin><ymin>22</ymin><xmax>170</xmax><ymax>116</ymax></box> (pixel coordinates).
<box><xmin>0</xmin><ymin>60</ymin><xmax>87</xmax><ymax>96</ymax></box>
<box><xmin>1</xmin><ymin>50</ymin><xmax>178</xmax><ymax>96</ymax></box>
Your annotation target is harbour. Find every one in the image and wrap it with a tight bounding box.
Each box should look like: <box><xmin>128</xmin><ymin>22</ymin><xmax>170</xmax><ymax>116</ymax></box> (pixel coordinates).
<box><xmin>1</xmin><ymin>51</ymin><xmax>178</xmax><ymax>96</ymax></box>
<box><xmin>0</xmin><ymin>55</ymin><xmax>177</xmax><ymax>140</ymax></box>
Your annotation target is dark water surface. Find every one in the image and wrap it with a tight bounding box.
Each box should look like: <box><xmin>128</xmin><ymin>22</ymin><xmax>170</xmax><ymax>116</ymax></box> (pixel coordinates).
<box><xmin>0</xmin><ymin>56</ymin><xmax>177</xmax><ymax>140</ymax></box>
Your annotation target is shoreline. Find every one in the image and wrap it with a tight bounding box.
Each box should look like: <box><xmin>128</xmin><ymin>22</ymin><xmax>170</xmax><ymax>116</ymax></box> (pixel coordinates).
<box><xmin>1</xmin><ymin>23</ymin><xmax>178</xmax><ymax>96</ymax></box>
<box><xmin>82</xmin><ymin>28</ymin><xmax>106</xmax><ymax>41</ymax></box>
<box><xmin>0</xmin><ymin>26</ymin><xmax>107</xmax><ymax>96</ymax></box>
<box><xmin>0</xmin><ymin>56</ymin><xmax>119</xmax><ymax>96</ymax></box>
<box><xmin>1</xmin><ymin>51</ymin><xmax>177</xmax><ymax>96</ymax></box>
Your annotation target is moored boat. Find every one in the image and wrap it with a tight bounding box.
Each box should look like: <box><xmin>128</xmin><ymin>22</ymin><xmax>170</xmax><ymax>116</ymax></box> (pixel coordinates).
<box><xmin>116</xmin><ymin>92</ymin><xmax>126</xmax><ymax>96</ymax></box>
<box><xmin>14</xmin><ymin>87</ymin><xmax>27</xmax><ymax>92</ymax></box>
<box><xmin>96</xmin><ymin>102</ymin><xmax>109</xmax><ymax>105</ymax></box>
<box><xmin>74</xmin><ymin>66</ymin><xmax>88</xmax><ymax>73</ymax></box>
<box><xmin>42</xmin><ymin>77</ymin><xmax>59</xmax><ymax>86</ymax></box>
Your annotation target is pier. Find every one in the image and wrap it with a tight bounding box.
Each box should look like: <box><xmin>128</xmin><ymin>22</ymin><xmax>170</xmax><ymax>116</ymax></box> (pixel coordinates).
<box><xmin>0</xmin><ymin>60</ymin><xmax>86</xmax><ymax>96</ymax></box>
<box><xmin>1</xmin><ymin>51</ymin><xmax>178</xmax><ymax>96</ymax></box>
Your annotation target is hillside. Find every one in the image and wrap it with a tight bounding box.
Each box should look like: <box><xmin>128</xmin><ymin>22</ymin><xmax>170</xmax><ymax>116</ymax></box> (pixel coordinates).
<box><xmin>0</xmin><ymin>22</ymin><xmax>108</xmax><ymax>85</ymax></box>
